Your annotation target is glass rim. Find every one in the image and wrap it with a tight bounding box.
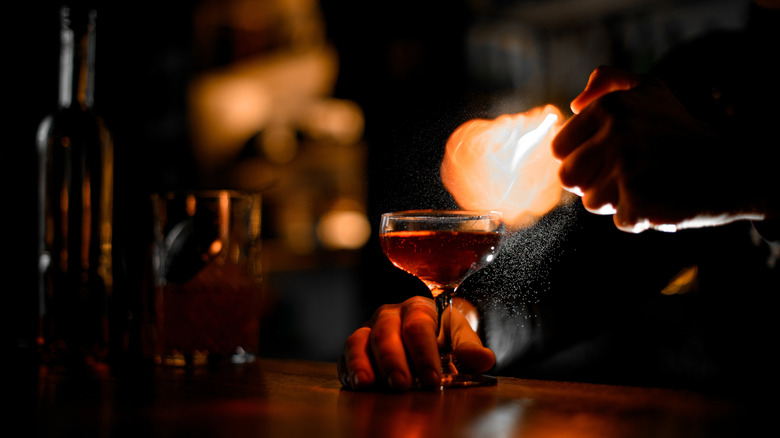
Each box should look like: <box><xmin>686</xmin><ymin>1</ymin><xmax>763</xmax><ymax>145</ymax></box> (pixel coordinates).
<box><xmin>151</xmin><ymin>189</ymin><xmax>261</xmax><ymax>201</ymax></box>
<box><xmin>380</xmin><ymin>209</ymin><xmax>503</xmax><ymax>220</ymax></box>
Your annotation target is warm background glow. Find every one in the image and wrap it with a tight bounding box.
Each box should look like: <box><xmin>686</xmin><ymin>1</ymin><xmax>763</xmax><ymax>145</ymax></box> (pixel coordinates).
<box><xmin>14</xmin><ymin>0</ymin><xmax>750</xmax><ymax>366</ymax></box>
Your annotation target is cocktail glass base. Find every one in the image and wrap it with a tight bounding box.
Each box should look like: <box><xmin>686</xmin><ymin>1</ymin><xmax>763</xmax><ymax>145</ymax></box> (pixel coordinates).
<box><xmin>441</xmin><ymin>373</ymin><xmax>498</xmax><ymax>388</ymax></box>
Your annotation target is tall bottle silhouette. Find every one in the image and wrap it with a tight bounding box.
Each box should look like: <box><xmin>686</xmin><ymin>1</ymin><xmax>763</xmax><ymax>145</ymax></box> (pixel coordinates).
<box><xmin>37</xmin><ymin>5</ymin><xmax>114</xmax><ymax>368</ymax></box>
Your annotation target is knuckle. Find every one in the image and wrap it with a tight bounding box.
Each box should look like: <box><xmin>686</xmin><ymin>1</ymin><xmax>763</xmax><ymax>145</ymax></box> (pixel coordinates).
<box><xmin>369</xmin><ymin>322</ymin><xmax>393</xmax><ymax>341</ymax></box>
<box><xmin>369</xmin><ymin>303</ymin><xmax>401</xmax><ymax>325</ymax></box>
<box><xmin>374</xmin><ymin>302</ymin><xmax>401</xmax><ymax>316</ymax></box>
<box><xmin>344</xmin><ymin>327</ymin><xmax>370</xmax><ymax>351</ymax></box>
<box><xmin>595</xmin><ymin>92</ymin><xmax>626</xmax><ymax>113</ymax></box>
<box><xmin>374</xmin><ymin>303</ymin><xmax>394</xmax><ymax>315</ymax></box>
<box><xmin>583</xmin><ymin>197</ymin><xmax>612</xmax><ymax>215</ymax></box>
<box><xmin>593</xmin><ymin>64</ymin><xmax>612</xmax><ymax>77</ymax></box>
<box><xmin>406</xmin><ymin>295</ymin><xmax>433</xmax><ymax>306</ymax></box>
<box><xmin>557</xmin><ymin>164</ymin><xmax>576</xmax><ymax>186</ymax></box>
<box><xmin>402</xmin><ymin>316</ymin><xmax>435</xmax><ymax>338</ymax></box>
<box><xmin>402</xmin><ymin>296</ymin><xmax>435</xmax><ymax>314</ymax></box>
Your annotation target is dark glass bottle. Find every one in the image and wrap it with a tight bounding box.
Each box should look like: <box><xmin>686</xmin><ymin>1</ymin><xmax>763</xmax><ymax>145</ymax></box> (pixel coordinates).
<box><xmin>36</xmin><ymin>6</ymin><xmax>114</xmax><ymax>368</ymax></box>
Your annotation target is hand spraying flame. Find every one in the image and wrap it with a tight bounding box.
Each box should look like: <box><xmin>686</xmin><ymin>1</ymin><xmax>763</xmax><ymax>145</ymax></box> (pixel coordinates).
<box><xmin>441</xmin><ymin>104</ymin><xmax>565</xmax><ymax>228</ymax></box>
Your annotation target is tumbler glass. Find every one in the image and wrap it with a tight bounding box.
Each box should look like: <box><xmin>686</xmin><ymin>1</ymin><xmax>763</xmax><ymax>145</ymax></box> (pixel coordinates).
<box><xmin>150</xmin><ymin>190</ymin><xmax>262</xmax><ymax>366</ymax></box>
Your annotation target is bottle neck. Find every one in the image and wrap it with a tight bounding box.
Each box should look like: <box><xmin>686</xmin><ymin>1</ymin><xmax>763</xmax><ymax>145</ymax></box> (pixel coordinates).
<box><xmin>58</xmin><ymin>6</ymin><xmax>96</xmax><ymax>110</ymax></box>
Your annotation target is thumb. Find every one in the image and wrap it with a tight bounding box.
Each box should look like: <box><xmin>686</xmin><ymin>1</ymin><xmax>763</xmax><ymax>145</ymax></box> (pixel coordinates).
<box><xmin>450</xmin><ymin>304</ymin><xmax>496</xmax><ymax>373</ymax></box>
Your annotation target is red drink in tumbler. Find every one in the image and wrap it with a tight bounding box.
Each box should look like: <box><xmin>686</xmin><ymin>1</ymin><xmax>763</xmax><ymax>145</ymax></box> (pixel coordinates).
<box><xmin>156</xmin><ymin>261</ymin><xmax>261</xmax><ymax>366</ymax></box>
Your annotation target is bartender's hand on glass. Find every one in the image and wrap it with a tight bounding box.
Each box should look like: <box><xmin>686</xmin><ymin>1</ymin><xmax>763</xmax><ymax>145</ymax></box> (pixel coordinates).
<box><xmin>552</xmin><ymin>65</ymin><xmax>775</xmax><ymax>234</ymax></box>
<box><xmin>338</xmin><ymin>296</ymin><xmax>495</xmax><ymax>391</ymax></box>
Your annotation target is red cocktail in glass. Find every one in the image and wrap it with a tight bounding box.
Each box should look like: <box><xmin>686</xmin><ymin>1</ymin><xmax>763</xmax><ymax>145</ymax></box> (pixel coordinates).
<box><xmin>380</xmin><ymin>210</ymin><xmax>504</xmax><ymax>388</ymax></box>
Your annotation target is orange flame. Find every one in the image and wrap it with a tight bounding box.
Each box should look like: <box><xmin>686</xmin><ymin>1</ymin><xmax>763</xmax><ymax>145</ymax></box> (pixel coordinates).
<box><xmin>441</xmin><ymin>104</ymin><xmax>565</xmax><ymax>228</ymax></box>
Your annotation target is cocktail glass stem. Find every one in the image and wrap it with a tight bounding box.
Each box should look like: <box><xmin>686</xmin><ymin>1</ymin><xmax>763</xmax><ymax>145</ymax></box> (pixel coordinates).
<box><xmin>432</xmin><ymin>286</ymin><xmax>457</xmax><ymax>374</ymax></box>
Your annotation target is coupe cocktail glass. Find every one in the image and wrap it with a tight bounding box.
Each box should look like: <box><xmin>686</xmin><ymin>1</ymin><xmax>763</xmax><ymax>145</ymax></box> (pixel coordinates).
<box><xmin>379</xmin><ymin>210</ymin><xmax>504</xmax><ymax>388</ymax></box>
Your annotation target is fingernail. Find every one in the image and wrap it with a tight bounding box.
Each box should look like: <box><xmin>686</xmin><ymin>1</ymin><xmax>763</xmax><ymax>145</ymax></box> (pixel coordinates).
<box><xmin>351</xmin><ymin>370</ymin><xmax>368</xmax><ymax>389</ymax></box>
<box><xmin>387</xmin><ymin>371</ymin><xmax>408</xmax><ymax>390</ymax></box>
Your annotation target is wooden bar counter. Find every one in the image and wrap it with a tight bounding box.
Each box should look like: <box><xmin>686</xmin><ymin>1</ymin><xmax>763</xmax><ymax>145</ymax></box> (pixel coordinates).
<box><xmin>31</xmin><ymin>358</ymin><xmax>766</xmax><ymax>438</ymax></box>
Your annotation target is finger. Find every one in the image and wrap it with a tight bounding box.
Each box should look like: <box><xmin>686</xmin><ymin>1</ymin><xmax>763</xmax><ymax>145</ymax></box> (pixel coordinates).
<box><xmin>613</xmin><ymin>193</ymin><xmax>681</xmax><ymax>233</ymax></box>
<box><xmin>557</xmin><ymin>135</ymin><xmax>607</xmax><ymax>194</ymax></box>
<box><xmin>614</xmin><ymin>214</ymin><xmax>651</xmax><ymax>234</ymax></box>
<box><xmin>581</xmin><ymin>167</ymin><xmax>619</xmax><ymax>215</ymax></box>
<box><xmin>400</xmin><ymin>297</ymin><xmax>441</xmax><ymax>388</ymax></box>
<box><xmin>450</xmin><ymin>306</ymin><xmax>495</xmax><ymax>374</ymax></box>
<box><xmin>583</xmin><ymin>192</ymin><xmax>618</xmax><ymax>215</ymax></box>
<box><xmin>341</xmin><ymin>327</ymin><xmax>376</xmax><ymax>390</ymax></box>
<box><xmin>370</xmin><ymin>307</ymin><xmax>413</xmax><ymax>390</ymax></box>
<box><xmin>551</xmin><ymin>106</ymin><xmax>601</xmax><ymax>161</ymax></box>
<box><xmin>570</xmin><ymin>66</ymin><xmax>642</xmax><ymax>114</ymax></box>
<box><xmin>613</xmin><ymin>185</ymin><xmax>649</xmax><ymax>233</ymax></box>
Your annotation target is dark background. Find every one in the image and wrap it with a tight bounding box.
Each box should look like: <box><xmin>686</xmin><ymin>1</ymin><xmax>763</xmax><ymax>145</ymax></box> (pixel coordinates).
<box><xmin>8</xmin><ymin>0</ymin><xmax>754</xmax><ymax>368</ymax></box>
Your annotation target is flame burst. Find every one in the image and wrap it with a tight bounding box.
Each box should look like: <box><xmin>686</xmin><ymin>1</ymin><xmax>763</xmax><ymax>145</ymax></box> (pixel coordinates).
<box><xmin>441</xmin><ymin>104</ymin><xmax>565</xmax><ymax>229</ymax></box>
